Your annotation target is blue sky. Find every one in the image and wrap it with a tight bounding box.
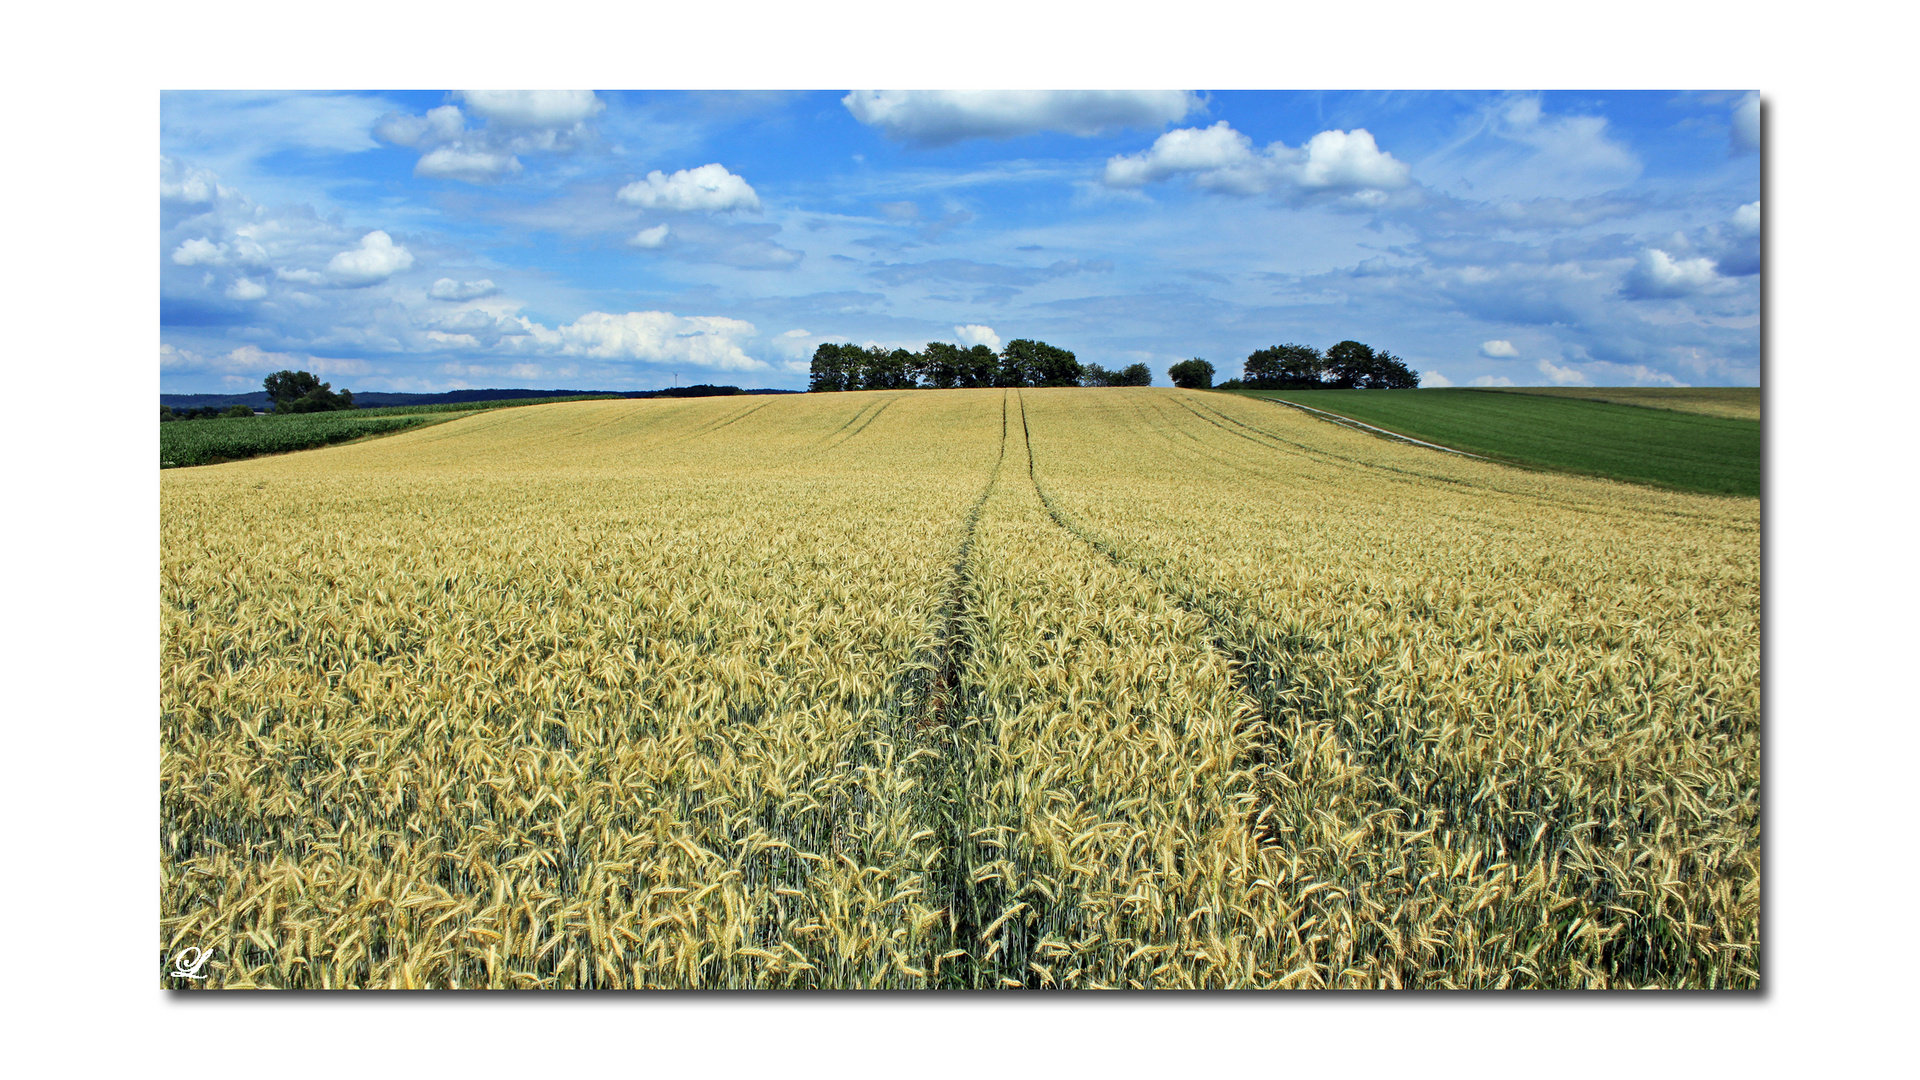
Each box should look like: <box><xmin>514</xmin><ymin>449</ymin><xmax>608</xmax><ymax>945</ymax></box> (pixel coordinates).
<box><xmin>160</xmin><ymin>89</ymin><xmax>1759</xmax><ymax>394</ymax></box>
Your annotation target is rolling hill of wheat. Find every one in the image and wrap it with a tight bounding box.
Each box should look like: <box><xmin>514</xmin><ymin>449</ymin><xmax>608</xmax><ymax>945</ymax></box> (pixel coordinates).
<box><xmin>162</xmin><ymin>388</ymin><xmax>1759</xmax><ymax>988</ymax></box>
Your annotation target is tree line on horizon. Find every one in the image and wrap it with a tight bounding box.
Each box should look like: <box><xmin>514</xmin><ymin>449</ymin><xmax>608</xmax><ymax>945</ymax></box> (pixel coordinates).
<box><xmin>168</xmin><ymin>342</ymin><xmax>1419</xmax><ymax>423</ymax></box>
<box><xmin>812</xmin><ymin>337</ymin><xmax>1417</xmax><ymax>394</ymax></box>
<box><xmin>1170</xmin><ymin>341</ymin><xmax>1420</xmax><ymax>391</ymax></box>
<box><xmin>808</xmin><ymin>340</ymin><xmax>1151</xmax><ymax>392</ymax></box>
<box><xmin>162</xmin><ymin>403</ymin><xmax>256</xmax><ymax>421</ymax></box>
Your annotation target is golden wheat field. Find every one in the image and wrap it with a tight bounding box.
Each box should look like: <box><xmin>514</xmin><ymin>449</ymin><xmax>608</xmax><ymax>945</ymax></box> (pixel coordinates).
<box><xmin>160</xmin><ymin>387</ymin><xmax>1759</xmax><ymax>989</ymax></box>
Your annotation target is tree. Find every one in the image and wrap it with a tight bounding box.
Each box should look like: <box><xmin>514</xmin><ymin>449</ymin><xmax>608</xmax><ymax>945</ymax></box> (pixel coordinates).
<box><xmin>960</xmin><ymin>345</ymin><xmax>999</xmax><ymax>388</ymax></box>
<box><xmin>1369</xmin><ymin>351</ymin><xmax>1421</xmax><ymax>389</ymax></box>
<box><xmin>886</xmin><ymin>348</ymin><xmax>921</xmax><ymax>389</ymax></box>
<box><xmin>921</xmin><ymin>342</ymin><xmax>965</xmax><ymax>389</ymax></box>
<box><xmin>808</xmin><ymin>343</ymin><xmax>855</xmax><ymax>391</ymax></box>
<box><xmin>1082</xmin><ymin>361</ymin><xmax>1155</xmax><ymax>387</ymax></box>
<box><xmin>1323</xmin><ymin>340</ymin><xmax>1376</xmax><ymax>389</ymax></box>
<box><xmin>1304</xmin><ymin>341</ymin><xmax>1422</xmax><ymax>389</ymax></box>
<box><xmin>845</xmin><ymin>346</ymin><xmax>879</xmax><ymax>390</ymax></box>
<box><xmin>1168</xmin><ymin>358</ymin><xmax>1214</xmax><ymax>389</ymax></box>
<box><xmin>834</xmin><ymin>345</ymin><xmax>921</xmax><ymax>391</ymax></box>
<box><xmin>225</xmin><ymin>404</ymin><xmax>254</xmax><ymax>417</ymax></box>
<box><xmin>1033</xmin><ymin>342</ymin><xmax>1082</xmax><ymax>387</ymax></box>
<box><xmin>657</xmin><ymin>384</ymin><xmax>742</xmax><ymax>398</ymax></box>
<box><xmin>851</xmin><ymin>346</ymin><xmax>880</xmax><ymax>390</ymax></box>
<box><xmin>1244</xmin><ymin>343</ymin><xmax>1325</xmax><ymax>389</ymax></box>
<box><xmin>264</xmin><ymin>369</ymin><xmax>322</xmax><ymax>404</ymax></box>
<box><xmin>995</xmin><ymin>341</ymin><xmax>1030</xmax><ymax>387</ymax></box>
<box><xmin>264</xmin><ymin>369</ymin><xmax>353</xmax><ymax>412</ymax></box>
<box><xmin>998</xmin><ymin>339</ymin><xmax>1080</xmax><ymax>387</ymax></box>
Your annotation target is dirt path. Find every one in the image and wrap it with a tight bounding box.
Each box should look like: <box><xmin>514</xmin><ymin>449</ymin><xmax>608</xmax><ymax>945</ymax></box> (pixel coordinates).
<box><xmin>1250</xmin><ymin>395</ymin><xmax>1493</xmax><ymax>460</ymax></box>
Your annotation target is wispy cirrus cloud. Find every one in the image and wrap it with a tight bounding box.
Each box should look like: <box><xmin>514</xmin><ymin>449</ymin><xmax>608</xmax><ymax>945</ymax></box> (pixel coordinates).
<box><xmin>429</xmin><ymin>278</ymin><xmax>499</xmax><ymax>301</ymax></box>
<box><xmin>843</xmin><ymin>90</ymin><xmax>1201</xmax><ymax>146</ymax></box>
<box><xmin>866</xmin><ymin>257</ymin><xmax>1112</xmax><ymax>287</ymax></box>
<box><xmin>1416</xmin><ymin>93</ymin><xmax>1642</xmax><ymax>201</ymax></box>
<box><xmin>1731</xmin><ymin>91</ymin><xmax>1761</xmax><ymax>153</ymax></box>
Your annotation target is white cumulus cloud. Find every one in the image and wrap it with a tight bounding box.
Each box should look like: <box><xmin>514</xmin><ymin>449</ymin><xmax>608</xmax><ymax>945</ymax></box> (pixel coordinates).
<box><xmin>629</xmin><ymin>224</ymin><xmax>671</xmax><ymax>248</ymax></box>
<box><xmin>457</xmin><ymin>90</ymin><xmax>603</xmax><ymax>128</ymax></box>
<box><xmin>375</xmin><ymin>94</ymin><xmax>602</xmax><ymax>185</ymax></box>
<box><xmin>1103</xmin><ymin>121</ymin><xmax>1410</xmax><ymax>196</ymax></box>
<box><xmin>172</xmin><ymin>238</ymin><xmax>228</xmax><ymax>265</ymax></box>
<box><xmin>1471</xmin><ymin>375</ymin><xmax>1516</xmax><ymax>387</ymax></box>
<box><xmin>1623</xmin><ymin>248</ymin><xmax>1722</xmax><ymax>299</ymax></box>
<box><xmin>428</xmin><ymin>278</ymin><xmax>499</xmax><ymax>301</ymax></box>
<box><xmin>843</xmin><ymin>90</ymin><xmax>1200</xmax><ymax>146</ymax></box>
<box><xmin>225</xmin><ymin>277</ymin><xmax>267</xmax><ymax>301</ymax></box>
<box><xmin>1294</xmin><ymin>129</ymin><xmax>1415</xmax><ymax>190</ymax></box>
<box><xmin>522</xmin><ymin>311</ymin><xmax>766</xmax><ymax>371</ymax></box>
<box><xmin>1422</xmin><ymin>370</ymin><xmax>1456</xmax><ymax>387</ymax></box>
<box><xmin>1479</xmin><ymin>339</ymin><xmax>1519</xmax><ymax>358</ymax></box>
<box><xmin>1589</xmin><ymin>362</ymin><xmax>1688</xmax><ymax>387</ymax></box>
<box><xmin>617</xmin><ymin>164</ymin><xmax>761</xmax><ymax>213</ymax></box>
<box><xmin>327</xmin><ymin>230</ymin><xmax>415</xmax><ymax>287</ymax></box>
<box><xmin>373</xmin><ymin>105</ymin><xmax>465</xmax><ymax>147</ymax></box>
<box><xmin>1103</xmin><ymin>122</ymin><xmax>1253</xmax><ymax>188</ymax></box>
<box><xmin>953</xmin><ymin>324</ymin><xmax>1002</xmax><ymax>351</ymax></box>
<box><xmin>226</xmin><ymin>344</ymin><xmax>305</xmax><ymax>373</ymax></box>
<box><xmin>160</xmin><ymin>157</ymin><xmax>228</xmax><ymax>205</ymax></box>
<box><xmin>164</xmin><ymin>343</ymin><xmax>304</xmax><ymax>375</ymax></box>
<box><xmin>1536</xmin><ymin>358</ymin><xmax>1590</xmax><ymax>386</ymax></box>
<box><xmin>1733</xmin><ymin>200</ymin><xmax>1761</xmax><ymax>235</ymax></box>
<box><xmin>766</xmin><ymin>328</ymin><xmax>818</xmax><ymax>365</ymax></box>
<box><xmin>427</xmin><ymin>306</ymin><xmax>523</xmax><ymax>336</ymax></box>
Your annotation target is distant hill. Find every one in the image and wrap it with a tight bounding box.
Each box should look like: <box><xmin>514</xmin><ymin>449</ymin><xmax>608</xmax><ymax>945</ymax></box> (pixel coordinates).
<box><xmin>1480</xmin><ymin>385</ymin><xmax>1761</xmax><ymax>422</ymax></box>
<box><xmin>161</xmin><ymin>386</ymin><xmax>801</xmax><ymax>410</ymax></box>
<box><xmin>162</xmin><ymin>391</ymin><xmax>279</xmax><ymax>409</ymax></box>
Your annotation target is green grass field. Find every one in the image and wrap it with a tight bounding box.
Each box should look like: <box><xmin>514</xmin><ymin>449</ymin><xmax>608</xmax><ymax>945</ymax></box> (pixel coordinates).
<box><xmin>1485</xmin><ymin>385</ymin><xmax>1761</xmax><ymax>421</ymax></box>
<box><xmin>1234</xmin><ymin>387</ymin><xmax>1760</xmax><ymax>497</ymax></box>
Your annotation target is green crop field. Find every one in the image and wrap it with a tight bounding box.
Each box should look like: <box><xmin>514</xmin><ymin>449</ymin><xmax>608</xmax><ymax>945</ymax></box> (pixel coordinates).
<box><xmin>158</xmin><ymin>396</ymin><xmax>635</xmax><ymax>468</ymax></box>
<box><xmin>1485</xmin><ymin>386</ymin><xmax>1761</xmax><ymax>421</ymax></box>
<box><xmin>1232</xmin><ymin>388</ymin><xmax>1760</xmax><ymax>497</ymax></box>
<box><xmin>160</xmin><ymin>412</ymin><xmax>442</xmax><ymax>468</ymax></box>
